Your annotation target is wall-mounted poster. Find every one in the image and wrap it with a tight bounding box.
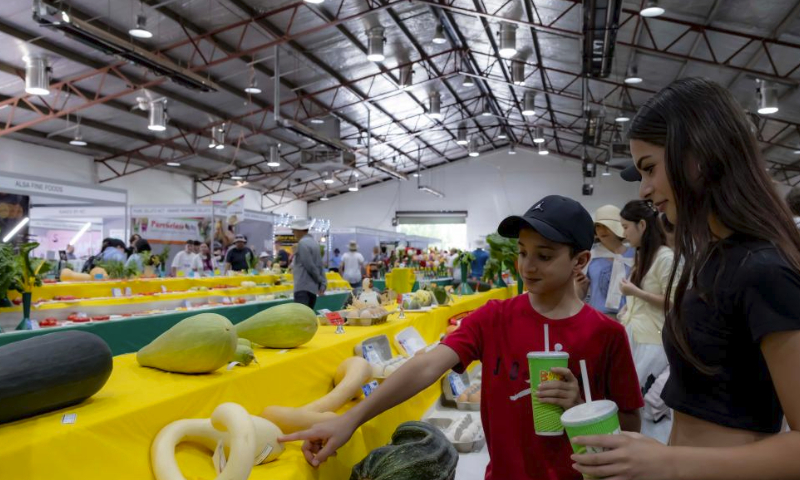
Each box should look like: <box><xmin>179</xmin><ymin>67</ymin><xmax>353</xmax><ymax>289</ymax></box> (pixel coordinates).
<box><xmin>0</xmin><ymin>193</ymin><xmax>30</xmax><ymax>241</ymax></box>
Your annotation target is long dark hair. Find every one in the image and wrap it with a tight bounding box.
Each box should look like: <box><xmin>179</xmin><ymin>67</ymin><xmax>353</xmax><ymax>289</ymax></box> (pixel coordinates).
<box><xmin>620</xmin><ymin>200</ymin><xmax>665</xmax><ymax>288</ymax></box>
<box><xmin>629</xmin><ymin>77</ymin><xmax>800</xmax><ymax>374</ymax></box>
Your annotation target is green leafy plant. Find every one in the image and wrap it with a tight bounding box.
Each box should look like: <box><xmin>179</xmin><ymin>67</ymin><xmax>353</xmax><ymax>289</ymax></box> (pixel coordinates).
<box><xmin>95</xmin><ymin>260</ymin><xmax>126</xmax><ymax>279</ymax></box>
<box><xmin>453</xmin><ymin>251</ymin><xmax>475</xmax><ymax>268</ymax></box>
<box><xmin>247</xmin><ymin>250</ymin><xmax>259</xmax><ymax>271</ymax></box>
<box><xmin>0</xmin><ymin>240</ymin><xmax>17</xmax><ymax>302</ymax></box>
<box><xmin>486</xmin><ymin>233</ymin><xmax>519</xmax><ymax>277</ymax></box>
<box><xmin>11</xmin><ymin>243</ymin><xmax>52</xmax><ymax>294</ymax></box>
<box><xmin>482</xmin><ymin>257</ymin><xmax>503</xmax><ymax>283</ymax></box>
<box><xmin>124</xmin><ymin>262</ymin><xmax>141</xmax><ymax>279</ymax></box>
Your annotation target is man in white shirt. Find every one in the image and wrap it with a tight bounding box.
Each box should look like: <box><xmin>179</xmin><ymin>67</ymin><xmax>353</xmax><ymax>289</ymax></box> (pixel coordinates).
<box><xmin>171</xmin><ymin>239</ymin><xmax>198</xmax><ymax>276</ymax></box>
<box><xmin>341</xmin><ymin>240</ymin><xmax>365</xmax><ymax>293</ymax></box>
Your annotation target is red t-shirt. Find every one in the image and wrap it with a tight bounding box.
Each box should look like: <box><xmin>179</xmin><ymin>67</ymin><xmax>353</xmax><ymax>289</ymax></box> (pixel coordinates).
<box><xmin>441</xmin><ymin>294</ymin><xmax>643</xmax><ymax>480</ymax></box>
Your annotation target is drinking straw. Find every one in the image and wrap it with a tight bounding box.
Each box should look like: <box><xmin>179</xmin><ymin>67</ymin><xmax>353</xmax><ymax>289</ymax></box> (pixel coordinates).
<box><xmin>580</xmin><ymin>359</ymin><xmax>592</xmax><ymax>403</ymax></box>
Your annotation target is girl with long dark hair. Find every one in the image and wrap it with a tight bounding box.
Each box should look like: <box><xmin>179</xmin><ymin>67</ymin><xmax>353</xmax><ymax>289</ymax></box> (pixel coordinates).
<box><xmin>572</xmin><ymin>78</ymin><xmax>800</xmax><ymax>478</ymax></box>
<box><xmin>618</xmin><ymin>200</ymin><xmax>674</xmax><ymax>444</ymax></box>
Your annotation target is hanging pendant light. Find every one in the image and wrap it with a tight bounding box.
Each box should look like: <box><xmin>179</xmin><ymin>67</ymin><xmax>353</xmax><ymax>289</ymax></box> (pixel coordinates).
<box><xmin>498</xmin><ymin>131</ymin><xmax>507</xmax><ymax>140</ymax></box>
<box><xmin>640</xmin><ymin>0</ymin><xmax>665</xmax><ymax>17</ymax></box>
<box><xmin>538</xmin><ymin>142</ymin><xmax>549</xmax><ymax>155</ymax></box>
<box><xmin>129</xmin><ymin>14</ymin><xmax>153</xmax><ymax>39</ymax></box>
<box><xmin>481</xmin><ymin>98</ymin><xmax>492</xmax><ymax>116</ymax></box>
<box><xmin>148</xmin><ymin>100</ymin><xmax>167</xmax><ymax>131</ymax></box>
<box><xmin>323</xmin><ymin>171</ymin><xmax>335</xmax><ymax>184</ymax></box>
<box><xmin>757</xmin><ymin>80</ymin><xmax>779</xmax><ymax>115</ymax></box>
<box><xmin>457</xmin><ymin>122</ymin><xmax>468</xmax><ymax>145</ymax></box>
<box><xmin>428</xmin><ymin>90</ymin><xmax>442</xmax><ymax>119</ymax></box>
<box><xmin>522</xmin><ymin>91</ymin><xmax>536</xmax><ymax>116</ymax></box>
<box><xmin>508</xmin><ymin>143</ymin><xmax>516</xmax><ymax>155</ymax></box>
<box><xmin>267</xmin><ymin>145</ymin><xmax>281</xmax><ymax>167</ymax></box>
<box><xmin>366</xmin><ymin>27</ymin><xmax>385</xmax><ymax>62</ymax></box>
<box><xmin>24</xmin><ymin>55</ymin><xmax>51</xmax><ymax>96</ymax></box>
<box><xmin>533</xmin><ymin>126</ymin><xmax>545</xmax><ymax>143</ymax></box>
<box><xmin>624</xmin><ymin>65</ymin><xmax>642</xmax><ymax>84</ymax></box>
<box><xmin>498</xmin><ymin>22</ymin><xmax>518</xmax><ymax>58</ymax></box>
<box><xmin>468</xmin><ymin>136</ymin><xmax>480</xmax><ymax>157</ymax></box>
<box><xmin>399</xmin><ymin>64</ymin><xmax>413</xmax><ymax>90</ymax></box>
<box><xmin>432</xmin><ymin>24</ymin><xmax>447</xmax><ymax>45</ymax></box>
<box><xmin>511</xmin><ymin>60</ymin><xmax>525</xmax><ymax>85</ymax></box>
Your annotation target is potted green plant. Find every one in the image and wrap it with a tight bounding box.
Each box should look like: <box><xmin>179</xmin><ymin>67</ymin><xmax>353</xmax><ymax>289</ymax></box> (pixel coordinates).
<box><xmin>0</xmin><ymin>239</ymin><xmax>15</xmax><ymax>313</ymax></box>
<box><xmin>142</xmin><ymin>246</ymin><xmax>170</xmax><ymax>277</ymax></box>
<box><xmin>485</xmin><ymin>233</ymin><xmax>520</xmax><ymax>291</ymax></box>
<box><xmin>10</xmin><ymin>243</ymin><xmax>53</xmax><ymax>330</ymax></box>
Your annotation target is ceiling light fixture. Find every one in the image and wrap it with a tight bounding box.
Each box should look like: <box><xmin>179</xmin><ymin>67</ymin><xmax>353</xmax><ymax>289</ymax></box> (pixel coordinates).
<box><xmin>147</xmin><ymin>100</ymin><xmax>167</xmax><ymax>131</ymax></box>
<box><xmin>2</xmin><ymin>217</ymin><xmax>29</xmax><ymax>243</ymax></box>
<box><xmin>231</xmin><ymin>175</ymin><xmax>243</xmax><ymax>180</ymax></box>
<box><xmin>129</xmin><ymin>14</ymin><xmax>153</xmax><ymax>39</ymax></box>
<box><xmin>304</xmin><ymin>0</ymin><xmax>325</xmax><ymax>4</ymax></box>
<box><xmin>624</xmin><ymin>65</ymin><xmax>643</xmax><ymax>84</ymax></box>
<box><xmin>310</xmin><ymin>117</ymin><xmax>325</xmax><ymax>124</ymax></box>
<box><xmin>615</xmin><ymin>111</ymin><xmax>630</xmax><ymax>122</ymax></box>
<box><xmin>166</xmin><ymin>161</ymin><xmax>181</xmax><ymax>167</ymax></box>
<box><xmin>419</xmin><ymin>186</ymin><xmax>444</xmax><ymax>198</ymax></box>
<box><xmin>412</xmin><ymin>172</ymin><xmax>420</xmax><ymax>178</ymax></box>
<box><xmin>757</xmin><ymin>80</ymin><xmax>779</xmax><ymax>115</ymax></box>
<box><xmin>68</xmin><ymin>222</ymin><xmax>92</xmax><ymax>245</ymax></box>
<box><xmin>349</xmin><ymin>182</ymin><xmax>359</xmax><ymax>192</ymax></box>
<box><xmin>366</xmin><ymin>26</ymin><xmax>385</xmax><ymax>62</ymax></box>
<box><xmin>267</xmin><ymin>145</ymin><xmax>281</xmax><ymax>167</ymax></box>
<box><xmin>428</xmin><ymin>90</ymin><xmax>442</xmax><ymax>119</ymax></box>
<box><xmin>602</xmin><ymin>165</ymin><xmax>612</xmax><ymax>176</ymax></box>
<box><xmin>244</xmin><ymin>69</ymin><xmax>261</xmax><ymax>94</ymax></box>
<box><xmin>533</xmin><ymin>125</ymin><xmax>545</xmax><ymax>143</ymax></box>
<box><xmin>538</xmin><ymin>142</ymin><xmax>549</xmax><ymax>155</ymax></box>
<box><xmin>209</xmin><ymin>125</ymin><xmax>225</xmax><ymax>149</ymax></box>
<box><xmin>522</xmin><ymin>91</ymin><xmax>536</xmax><ymax>116</ymax></box>
<box><xmin>399</xmin><ymin>64</ymin><xmax>413</xmax><ymax>90</ymax></box>
<box><xmin>323</xmin><ymin>172</ymin><xmax>335</xmax><ymax>184</ymax></box>
<box><xmin>432</xmin><ymin>24</ymin><xmax>447</xmax><ymax>44</ymax></box>
<box><xmin>508</xmin><ymin>143</ymin><xmax>516</xmax><ymax>155</ymax></box>
<box><xmin>23</xmin><ymin>55</ymin><xmax>51</xmax><ymax>96</ymax></box>
<box><xmin>468</xmin><ymin>136</ymin><xmax>480</xmax><ymax>157</ymax></box>
<box><xmin>69</xmin><ymin>131</ymin><xmax>87</xmax><ymax>146</ymax></box>
<box><xmin>456</xmin><ymin>122</ymin><xmax>468</xmax><ymax>145</ymax></box>
<box><xmin>511</xmin><ymin>60</ymin><xmax>525</xmax><ymax>85</ymax></box>
<box><xmin>640</xmin><ymin>0</ymin><xmax>665</xmax><ymax>17</ymax></box>
<box><xmin>498</xmin><ymin>22</ymin><xmax>518</xmax><ymax>58</ymax></box>
<box><xmin>320</xmin><ymin>195</ymin><xmax>329</xmax><ymax>201</ymax></box>
<box><xmin>462</xmin><ymin>75</ymin><xmax>475</xmax><ymax>88</ymax></box>
<box><xmin>498</xmin><ymin>131</ymin><xmax>507</xmax><ymax>140</ymax></box>
<box><xmin>481</xmin><ymin>98</ymin><xmax>492</xmax><ymax>116</ymax></box>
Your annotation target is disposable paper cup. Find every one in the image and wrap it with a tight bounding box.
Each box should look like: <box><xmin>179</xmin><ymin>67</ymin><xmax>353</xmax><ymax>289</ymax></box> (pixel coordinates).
<box><xmin>527</xmin><ymin>351</ymin><xmax>569</xmax><ymax>436</ymax></box>
<box><xmin>562</xmin><ymin>400</ymin><xmax>620</xmax><ymax>478</ymax></box>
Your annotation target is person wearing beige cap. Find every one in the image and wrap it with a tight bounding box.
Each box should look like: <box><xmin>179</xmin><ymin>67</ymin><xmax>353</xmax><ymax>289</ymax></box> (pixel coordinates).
<box><xmin>576</xmin><ymin>204</ymin><xmax>635</xmax><ymax>317</ymax></box>
<box><xmin>341</xmin><ymin>240</ymin><xmax>365</xmax><ymax>294</ymax></box>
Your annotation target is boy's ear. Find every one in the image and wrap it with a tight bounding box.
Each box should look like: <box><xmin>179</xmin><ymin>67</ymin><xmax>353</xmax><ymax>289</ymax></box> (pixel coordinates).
<box><xmin>573</xmin><ymin>250</ymin><xmax>591</xmax><ymax>272</ymax></box>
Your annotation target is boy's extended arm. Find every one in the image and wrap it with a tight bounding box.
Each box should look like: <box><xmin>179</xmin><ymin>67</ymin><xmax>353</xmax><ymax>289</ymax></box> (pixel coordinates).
<box><xmin>280</xmin><ymin>344</ymin><xmax>460</xmax><ymax>466</ymax></box>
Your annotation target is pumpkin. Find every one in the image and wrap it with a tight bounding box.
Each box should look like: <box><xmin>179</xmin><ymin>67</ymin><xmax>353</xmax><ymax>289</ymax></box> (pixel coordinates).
<box><xmin>349</xmin><ymin>421</ymin><xmax>458</xmax><ymax>480</ymax></box>
<box><xmin>60</xmin><ymin>268</ymin><xmax>92</xmax><ymax>282</ymax></box>
<box><xmin>0</xmin><ymin>331</ymin><xmax>113</xmax><ymax>424</ymax></box>
<box><xmin>236</xmin><ymin>303</ymin><xmax>318</xmax><ymax>348</ymax></box>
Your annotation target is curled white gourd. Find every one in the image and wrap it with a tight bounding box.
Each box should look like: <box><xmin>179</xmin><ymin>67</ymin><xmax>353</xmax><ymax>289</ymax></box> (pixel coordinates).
<box><xmin>151</xmin><ymin>403</ymin><xmax>284</xmax><ymax>480</ymax></box>
<box><xmin>301</xmin><ymin>356</ymin><xmax>374</xmax><ymax>413</ymax></box>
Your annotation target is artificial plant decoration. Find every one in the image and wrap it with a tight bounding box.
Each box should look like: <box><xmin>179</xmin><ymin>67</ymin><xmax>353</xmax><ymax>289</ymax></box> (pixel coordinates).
<box><xmin>452</xmin><ymin>251</ymin><xmax>475</xmax><ymax>295</ymax></box>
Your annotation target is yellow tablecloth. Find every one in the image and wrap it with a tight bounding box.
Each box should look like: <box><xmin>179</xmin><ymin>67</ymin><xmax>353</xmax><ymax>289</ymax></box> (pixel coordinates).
<box><xmin>0</xmin><ymin>288</ymin><xmax>513</xmax><ymax>480</ymax></box>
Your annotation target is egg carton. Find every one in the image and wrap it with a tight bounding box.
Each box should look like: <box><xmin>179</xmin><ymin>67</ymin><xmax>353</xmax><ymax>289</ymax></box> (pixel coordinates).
<box><xmin>456</xmin><ymin>382</ymin><xmax>481</xmax><ymax>411</ymax></box>
<box><xmin>354</xmin><ymin>335</ymin><xmax>407</xmax><ymax>379</ymax></box>
<box><xmin>441</xmin><ymin>371</ymin><xmax>471</xmax><ymax>408</ymax></box>
<box><xmin>394</xmin><ymin>326</ymin><xmax>437</xmax><ymax>357</ymax></box>
<box><xmin>425</xmin><ymin>415</ymin><xmax>485</xmax><ymax>453</ymax></box>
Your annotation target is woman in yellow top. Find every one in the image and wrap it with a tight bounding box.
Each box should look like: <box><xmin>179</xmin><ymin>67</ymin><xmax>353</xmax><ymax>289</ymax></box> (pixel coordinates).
<box><xmin>618</xmin><ymin>199</ymin><xmax>675</xmax><ymax>445</ymax></box>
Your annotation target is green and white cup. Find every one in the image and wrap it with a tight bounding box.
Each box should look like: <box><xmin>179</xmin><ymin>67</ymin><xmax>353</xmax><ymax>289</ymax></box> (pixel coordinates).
<box><xmin>561</xmin><ymin>400</ymin><xmax>621</xmax><ymax>478</ymax></box>
<box><xmin>527</xmin><ymin>351</ymin><xmax>569</xmax><ymax>436</ymax></box>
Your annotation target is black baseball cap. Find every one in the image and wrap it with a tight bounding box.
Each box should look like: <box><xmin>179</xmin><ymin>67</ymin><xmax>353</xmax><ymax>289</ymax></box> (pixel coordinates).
<box><xmin>498</xmin><ymin>195</ymin><xmax>594</xmax><ymax>252</ymax></box>
<box><xmin>620</xmin><ymin>162</ymin><xmax>642</xmax><ymax>182</ymax></box>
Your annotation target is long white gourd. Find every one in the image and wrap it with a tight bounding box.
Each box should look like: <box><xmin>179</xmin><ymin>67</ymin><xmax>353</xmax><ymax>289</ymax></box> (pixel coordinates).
<box><xmin>151</xmin><ymin>403</ymin><xmax>284</xmax><ymax>480</ymax></box>
<box><xmin>301</xmin><ymin>356</ymin><xmax>374</xmax><ymax>413</ymax></box>
<box><xmin>211</xmin><ymin>403</ymin><xmax>256</xmax><ymax>480</ymax></box>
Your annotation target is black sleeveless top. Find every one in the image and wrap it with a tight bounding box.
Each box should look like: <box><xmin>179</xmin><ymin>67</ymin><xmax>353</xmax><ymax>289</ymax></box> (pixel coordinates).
<box><xmin>662</xmin><ymin>234</ymin><xmax>800</xmax><ymax>433</ymax></box>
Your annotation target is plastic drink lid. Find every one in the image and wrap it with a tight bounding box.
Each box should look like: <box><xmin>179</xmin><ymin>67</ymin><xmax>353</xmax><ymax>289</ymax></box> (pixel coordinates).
<box><xmin>561</xmin><ymin>400</ymin><xmax>618</xmax><ymax>427</ymax></box>
<box><xmin>527</xmin><ymin>351</ymin><xmax>569</xmax><ymax>359</ymax></box>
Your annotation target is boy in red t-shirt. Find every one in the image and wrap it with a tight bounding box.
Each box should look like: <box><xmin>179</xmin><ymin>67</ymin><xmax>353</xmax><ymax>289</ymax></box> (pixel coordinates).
<box><xmin>282</xmin><ymin>195</ymin><xmax>643</xmax><ymax>480</ymax></box>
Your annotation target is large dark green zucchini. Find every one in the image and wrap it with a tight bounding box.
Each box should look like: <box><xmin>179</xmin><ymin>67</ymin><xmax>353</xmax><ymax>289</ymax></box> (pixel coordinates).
<box><xmin>0</xmin><ymin>331</ymin><xmax>113</xmax><ymax>424</ymax></box>
<box><xmin>350</xmin><ymin>421</ymin><xmax>458</xmax><ymax>480</ymax></box>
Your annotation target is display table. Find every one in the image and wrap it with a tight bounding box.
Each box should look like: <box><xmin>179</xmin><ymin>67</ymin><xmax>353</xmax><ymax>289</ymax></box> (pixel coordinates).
<box><xmin>371</xmin><ymin>276</ymin><xmax>453</xmax><ymax>292</ymax></box>
<box><xmin>0</xmin><ymin>288</ymin><xmax>514</xmax><ymax>480</ymax></box>
<box><xmin>0</xmin><ymin>292</ymin><xmax>351</xmax><ymax>355</ymax></box>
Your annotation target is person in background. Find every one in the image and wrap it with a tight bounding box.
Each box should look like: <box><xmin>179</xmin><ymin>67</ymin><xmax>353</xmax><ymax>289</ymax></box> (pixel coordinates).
<box><xmin>276</xmin><ymin>243</ymin><xmax>290</xmax><ymax>269</ymax></box>
<box><xmin>785</xmin><ymin>187</ymin><xmax>800</xmax><ymax>228</ymax></box>
<box><xmin>329</xmin><ymin>248</ymin><xmax>342</xmax><ymax>273</ymax></box>
<box><xmin>577</xmin><ymin>205</ymin><xmax>635</xmax><ymax>319</ymax></box>
<box><xmin>572</xmin><ymin>77</ymin><xmax>800</xmax><ymax>480</ymax></box>
<box><xmin>82</xmin><ymin>238</ymin><xmax>111</xmax><ymax>273</ymax></box>
<box><xmin>171</xmin><ymin>239</ymin><xmax>197</xmax><ymax>276</ymax></box>
<box><xmin>101</xmin><ymin>238</ymin><xmax>127</xmax><ymax>263</ymax></box>
<box><xmin>212</xmin><ymin>242</ymin><xmax>223</xmax><ymax>265</ymax></box>
<box><xmin>259</xmin><ymin>251</ymin><xmax>271</xmax><ymax>270</ymax></box>
<box><xmin>225</xmin><ymin>235</ymin><xmax>254</xmax><ymax>272</ymax></box>
<box><xmin>342</xmin><ymin>241</ymin><xmax>365</xmax><ymax>295</ymax></box>
<box><xmin>129</xmin><ymin>233</ymin><xmax>141</xmax><ymax>248</ymax></box>
<box><xmin>65</xmin><ymin>244</ymin><xmax>76</xmax><ymax>260</ymax></box>
<box><xmin>618</xmin><ymin>200</ymin><xmax>675</xmax><ymax>444</ymax></box>
<box><xmin>445</xmin><ymin>247</ymin><xmax>458</xmax><ymax>276</ymax></box>
<box><xmin>198</xmin><ymin>242</ymin><xmax>217</xmax><ymax>273</ymax></box>
<box><xmin>125</xmin><ymin>238</ymin><xmax>152</xmax><ymax>272</ymax></box>
<box><xmin>291</xmin><ymin>219</ymin><xmax>327</xmax><ymax>309</ymax></box>
<box><xmin>470</xmin><ymin>239</ymin><xmax>489</xmax><ymax>281</ymax></box>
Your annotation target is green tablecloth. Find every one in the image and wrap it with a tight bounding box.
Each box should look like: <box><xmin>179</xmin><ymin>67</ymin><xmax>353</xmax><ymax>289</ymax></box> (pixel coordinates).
<box><xmin>0</xmin><ymin>292</ymin><xmax>349</xmax><ymax>356</ymax></box>
<box><xmin>371</xmin><ymin>277</ymin><xmax>452</xmax><ymax>292</ymax></box>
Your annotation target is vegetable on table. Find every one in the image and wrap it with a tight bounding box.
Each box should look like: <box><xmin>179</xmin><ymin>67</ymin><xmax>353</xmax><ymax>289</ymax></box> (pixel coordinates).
<box><xmin>60</xmin><ymin>268</ymin><xmax>92</xmax><ymax>282</ymax></box>
<box><xmin>0</xmin><ymin>331</ymin><xmax>113</xmax><ymax>424</ymax></box>
<box><xmin>151</xmin><ymin>403</ymin><xmax>284</xmax><ymax>480</ymax></box>
<box><xmin>236</xmin><ymin>303</ymin><xmax>318</xmax><ymax>349</ymax></box>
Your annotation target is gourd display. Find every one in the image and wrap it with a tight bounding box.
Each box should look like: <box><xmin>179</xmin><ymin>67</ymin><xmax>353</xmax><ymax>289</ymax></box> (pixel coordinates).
<box><xmin>151</xmin><ymin>402</ymin><xmax>284</xmax><ymax>480</ymax></box>
<box><xmin>137</xmin><ymin>313</ymin><xmax>237</xmax><ymax>374</ymax></box>
<box><xmin>0</xmin><ymin>331</ymin><xmax>113</xmax><ymax>424</ymax></box>
<box><xmin>349</xmin><ymin>421</ymin><xmax>458</xmax><ymax>480</ymax></box>
<box><xmin>236</xmin><ymin>303</ymin><xmax>318</xmax><ymax>349</ymax></box>
<box><xmin>232</xmin><ymin>344</ymin><xmax>255</xmax><ymax>366</ymax></box>
<box><xmin>261</xmin><ymin>356</ymin><xmax>374</xmax><ymax>434</ymax></box>
<box><xmin>59</xmin><ymin>268</ymin><xmax>92</xmax><ymax>282</ymax></box>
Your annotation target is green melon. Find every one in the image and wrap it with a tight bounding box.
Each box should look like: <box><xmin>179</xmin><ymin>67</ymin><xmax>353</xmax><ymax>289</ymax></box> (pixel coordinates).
<box><xmin>236</xmin><ymin>303</ymin><xmax>318</xmax><ymax>348</ymax></box>
<box><xmin>237</xmin><ymin>338</ymin><xmax>252</xmax><ymax>348</ymax></box>
<box><xmin>232</xmin><ymin>344</ymin><xmax>255</xmax><ymax>366</ymax></box>
<box><xmin>137</xmin><ymin>313</ymin><xmax>237</xmax><ymax>374</ymax></box>
<box><xmin>350</xmin><ymin>421</ymin><xmax>458</xmax><ymax>480</ymax></box>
